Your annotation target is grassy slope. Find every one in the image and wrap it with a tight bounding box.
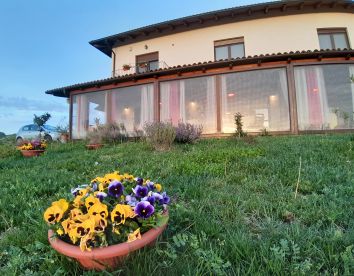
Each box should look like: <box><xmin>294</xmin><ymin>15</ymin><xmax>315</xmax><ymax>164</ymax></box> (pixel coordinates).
<box><xmin>0</xmin><ymin>135</ymin><xmax>353</xmax><ymax>275</ymax></box>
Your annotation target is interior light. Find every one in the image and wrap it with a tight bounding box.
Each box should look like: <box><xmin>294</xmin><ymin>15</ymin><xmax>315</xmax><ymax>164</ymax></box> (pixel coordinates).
<box><xmin>228</xmin><ymin>93</ymin><xmax>235</xmax><ymax>97</ymax></box>
<box><xmin>313</xmin><ymin>88</ymin><xmax>318</xmax><ymax>93</ymax></box>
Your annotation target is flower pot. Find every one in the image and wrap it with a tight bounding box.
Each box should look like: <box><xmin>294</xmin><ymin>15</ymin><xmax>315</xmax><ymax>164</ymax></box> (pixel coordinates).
<box><xmin>48</xmin><ymin>221</ymin><xmax>168</xmax><ymax>270</ymax></box>
<box><xmin>86</xmin><ymin>144</ymin><xmax>103</xmax><ymax>150</ymax></box>
<box><xmin>123</xmin><ymin>66</ymin><xmax>131</xmax><ymax>71</ymax></box>
<box><xmin>21</xmin><ymin>150</ymin><xmax>45</xmax><ymax>157</ymax></box>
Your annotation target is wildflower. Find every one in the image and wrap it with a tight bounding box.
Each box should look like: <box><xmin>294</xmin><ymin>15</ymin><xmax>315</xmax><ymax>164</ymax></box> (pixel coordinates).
<box><xmin>127</xmin><ymin>228</ymin><xmax>141</xmax><ymax>243</ymax></box>
<box><xmin>108</xmin><ymin>180</ymin><xmax>124</xmax><ymax>198</ymax></box>
<box><xmin>134</xmin><ymin>201</ymin><xmax>154</xmax><ymax>219</ymax></box>
<box><xmin>133</xmin><ymin>185</ymin><xmax>148</xmax><ymax>198</ymax></box>
<box><xmin>111</xmin><ymin>204</ymin><xmax>135</xmax><ymax>225</ymax></box>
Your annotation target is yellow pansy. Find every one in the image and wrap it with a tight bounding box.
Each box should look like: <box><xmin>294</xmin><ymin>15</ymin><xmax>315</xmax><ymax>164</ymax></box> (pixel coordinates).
<box><xmin>127</xmin><ymin>228</ymin><xmax>141</xmax><ymax>243</ymax></box>
<box><xmin>92</xmin><ymin>216</ymin><xmax>107</xmax><ymax>233</ymax></box>
<box><xmin>98</xmin><ymin>182</ymin><xmax>108</xmax><ymax>192</ymax></box>
<box><xmin>85</xmin><ymin>195</ymin><xmax>100</xmax><ymax>210</ymax></box>
<box><xmin>88</xmin><ymin>203</ymin><xmax>108</xmax><ymax>219</ymax></box>
<box><xmin>155</xmin><ymin>184</ymin><xmax>162</xmax><ymax>192</ymax></box>
<box><xmin>111</xmin><ymin>204</ymin><xmax>136</xmax><ymax>225</ymax></box>
<box><xmin>77</xmin><ymin>188</ymin><xmax>89</xmax><ymax>197</ymax></box>
<box><xmin>68</xmin><ymin>217</ymin><xmax>95</xmax><ymax>244</ymax></box>
<box><xmin>44</xmin><ymin>205</ymin><xmax>64</xmax><ymax>224</ymax></box>
<box><xmin>73</xmin><ymin>195</ymin><xmax>84</xmax><ymax>208</ymax></box>
<box><xmin>70</xmin><ymin>208</ymin><xmax>83</xmax><ymax>219</ymax></box>
<box><xmin>52</xmin><ymin>199</ymin><xmax>69</xmax><ymax>213</ymax></box>
<box><xmin>79</xmin><ymin>233</ymin><xmax>94</xmax><ymax>251</ymax></box>
<box><xmin>91</xmin><ymin>176</ymin><xmax>106</xmax><ymax>184</ymax></box>
<box><xmin>62</xmin><ymin>218</ymin><xmax>76</xmax><ymax>234</ymax></box>
<box><xmin>123</xmin><ymin>173</ymin><xmax>134</xmax><ymax>181</ymax></box>
<box><xmin>104</xmin><ymin>171</ymin><xmax>122</xmax><ymax>182</ymax></box>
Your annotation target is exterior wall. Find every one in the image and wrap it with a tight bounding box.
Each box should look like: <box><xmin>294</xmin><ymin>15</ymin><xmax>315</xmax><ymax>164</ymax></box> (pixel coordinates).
<box><xmin>113</xmin><ymin>13</ymin><xmax>354</xmax><ymax>74</ymax></box>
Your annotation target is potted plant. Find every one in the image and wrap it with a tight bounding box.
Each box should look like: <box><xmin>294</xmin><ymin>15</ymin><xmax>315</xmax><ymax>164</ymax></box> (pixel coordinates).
<box><xmin>139</xmin><ymin>62</ymin><xmax>148</xmax><ymax>69</ymax></box>
<box><xmin>57</xmin><ymin>125</ymin><xmax>69</xmax><ymax>143</ymax></box>
<box><xmin>18</xmin><ymin>139</ymin><xmax>47</xmax><ymax>157</ymax></box>
<box><xmin>44</xmin><ymin>171</ymin><xmax>170</xmax><ymax>270</ymax></box>
<box><xmin>122</xmin><ymin>64</ymin><xmax>131</xmax><ymax>71</ymax></box>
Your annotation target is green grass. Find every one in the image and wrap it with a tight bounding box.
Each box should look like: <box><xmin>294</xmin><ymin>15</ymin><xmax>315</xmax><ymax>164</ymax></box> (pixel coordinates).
<box><xmin>1</xmin><ymin>134</ymin><xmax>354</xmax><ymax>275</ymax></box>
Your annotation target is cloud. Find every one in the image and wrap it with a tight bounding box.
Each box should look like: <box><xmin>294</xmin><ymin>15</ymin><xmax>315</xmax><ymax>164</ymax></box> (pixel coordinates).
<box><xmin>0</xmin><ymin>96</ymin><xmax>67</xmax><ymax>112</ymax></box>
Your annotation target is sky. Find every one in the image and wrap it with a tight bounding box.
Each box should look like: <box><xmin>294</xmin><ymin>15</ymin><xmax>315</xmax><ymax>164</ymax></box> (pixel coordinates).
<box><xmin>0</xmin><ymin>0</ymin><xmax>268</xmax><ymax>134</ymax></box>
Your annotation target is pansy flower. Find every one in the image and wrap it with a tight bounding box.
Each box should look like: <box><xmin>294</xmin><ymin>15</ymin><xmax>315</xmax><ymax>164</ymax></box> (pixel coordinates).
<box><xmin>111</xmin><ymin>204</ymin><xmax>135</xmax><ymax>225</ymax></box>
<box><xmin>79</xmin><ymin>233</ymin><xmax>95</xmax><ymax>251</ymax></box>
<box><xmin>52</xmin><ymin>199</ymin><xmax>69</xmax><ymax>213</ymax></box>
<box><xmin>127</xmin><ymin>228</ymin><xmax>141</xmax><ymax>243</ymax></box>
<box><xmin>146</xmin><ymin>181</ymin><xmax>155</xmax><ymax>191</ymax></box>
<box><xmin>95</xmin><ymin>191</ymin><xmax>108</xmax><ymax>202</ymax></box>
<box><xmin>85</xmin><ymin>195</ymin><xmax>100</xmax><ymax>210</ymax></box>
<box><xmin>133</xmin><ymin>185</ymin><xmax>148</xmax><ymax>198</ymax></box>
<box><xmin>142</xmin><ymin>195</ymin><xmax>156</xmax><ymax>206</ymax></box>
<box><xmin>135</xmin><ymin>177</ymin><xmax>143</xmax><ymax>186</ymax></box>
<box><xmin>155</xmin><ymin>184</ymin><xmax>162</xmax><ymax>192</ymax></box>
<box><xmin>134</xmin><ymin>201</ymin><xmax>155</xmax><ymax>219</ymax></box>
<box><xmin>69</xmin><ymin>217</ymin><xmax>95</xmax><ymax>244</ymax></box>
<box><xmin>88</xmin><ymin>203</ymin><xmax>108</xmax><ymax>219</ymax></box>
<box><xmin>152</xmin><ymin>192</ymin><xmax>164</xmax><ymax>205</ymax></box>
<box><xmin>162</xmin><ymin>192</ymin><xmax>170</xmax><ymax>204</ymax></box>
<box><xmin>73</xmin><ymin>195</ymin><xmax>84</xmax><ymax>208</ymax></box>
<box><xmin>70</xmin><ymin>208</ymin><xmax>83</xmax><ymax>219</ymax></box>
<box><xmin>126</xmin><ymin>195</ymin><xmax>138</xmax><ymax>207</ymax></box>
<box><xmin>44</xmin><ymin>205</ymin><xmax>64</xmax><ymax>224</ymax></box>
<box><xmin>108</xmin><ymin>180</ymin><xmax>124</xmax><ymax>198</ymax></box>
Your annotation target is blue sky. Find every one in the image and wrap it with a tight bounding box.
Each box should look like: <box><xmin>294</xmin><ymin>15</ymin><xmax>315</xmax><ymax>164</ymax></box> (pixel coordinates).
<box><xmin>0</xmin><ymin>0</ymin><xmax>267</xmax><ymax>134</ymax></box>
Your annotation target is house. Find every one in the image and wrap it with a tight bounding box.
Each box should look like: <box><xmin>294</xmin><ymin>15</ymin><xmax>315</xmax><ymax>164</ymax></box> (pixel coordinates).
<box><xmin>46</xmin><ymin>0</ymin><xmax>354</xmax><ymax>139</ymax></box>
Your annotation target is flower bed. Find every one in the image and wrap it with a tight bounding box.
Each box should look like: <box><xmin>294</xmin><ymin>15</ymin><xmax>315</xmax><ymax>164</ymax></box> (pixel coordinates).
<box><xmin>18</xmin><ymin>140</ymin><xmax>47</xmax><ymax>157</ymax></box>
<box><xmin>44</xmin><ymin>171</ymin><xmax>170</xmax><ymax>253</ymax></box>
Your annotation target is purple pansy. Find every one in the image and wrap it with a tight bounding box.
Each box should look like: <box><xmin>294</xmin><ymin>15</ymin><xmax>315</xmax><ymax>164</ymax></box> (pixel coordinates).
<box><xmin>92</xmin><ymin>182</ymin><xmax>98</xmax><ymax>192</ymax></box>
<box><xmin>152</xmin><ymin>192</ymin><xmax>164</xmax><ymax>205</ymax></box>
<box><xmin>96</xmin><ymin>191</ymin><xmax>107</xmax><ymax>202</ymax></box>
<box><xmin>146</xmin><ymin>181</ymin><xmax>155</xmax><ymax>190</ymax></box>
<box><xmin>126</xmin><ymin>195</ymin><xmax>138</xmax><ymax>207</ymax></box>
<box><xmin>142</xmin><ymin>195</ymin><xmax>156</xmax><ymax>205</ymax></box>
<box><xmin>134</xmin><ymin>201</ymin><xmax>155</xmax><ymax>219</ymax></box>
<box><xmin>108</xmin><ymin>180</ymin><xmax>124</xmax><ymax>198</ymax></box>
<box><xmin>162</xmin><ymin>192</ymin><xmax>170</xmax><ymax>204</ymax></box>
<box><xmin>133</xmin><ymin>185</ymin><xmax>148</xmax><ymax>198</ymax></box>
<box><xmin>135</xmin><ymin>177</ymin><xmax>143</xmax><ymax>186</ymax></box>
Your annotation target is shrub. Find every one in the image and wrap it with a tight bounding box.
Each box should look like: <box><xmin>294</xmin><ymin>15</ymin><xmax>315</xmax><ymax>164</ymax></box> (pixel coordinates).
<box><xmin>86</xmin><ymin>128</ymin><xmax>102</xmax><ymax>145</ymax></box>
<box><xmin>175</xmin><ymin>122</ymin><xmax>203</xmax><ymax>144</ymax></box>
<box><xmin>97</xmin><ymin>122</ymin><xmax>128</xmax><ymax>144</ymax></box>
<box><xmin>234</xmin><ymin>112</ymin><xmax>247</xmax><ymax>138</ymax></box>
<box><xmin>144</xmin><ymin>122</ymin><xmax>176</xmax><ymax>151</ymax></box>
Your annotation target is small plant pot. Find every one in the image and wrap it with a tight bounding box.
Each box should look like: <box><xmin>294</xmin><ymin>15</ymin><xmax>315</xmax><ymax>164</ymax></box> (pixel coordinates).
<box><xmin>122</xmin><ymin>66</ymin><xmax>131</xmax><ymax>71</ymax></box>
<box><xmin>60</xmin><ymin>134</ymin><xmax>69</xmax><ymax>143</ymax></box>
<box><xmin>20</xmin><ymin>150</ymin><xmax>45</xmax><ymax>157</ymax></box>
<box><xmin>86</xmin><ymin>144</ymin><xmax>103</xmax><ymax>150</ymax></box>
<box><xmin>48</xmin><ymin>217</ymin><xmax>168</xmax><ymax>270</ymax></box>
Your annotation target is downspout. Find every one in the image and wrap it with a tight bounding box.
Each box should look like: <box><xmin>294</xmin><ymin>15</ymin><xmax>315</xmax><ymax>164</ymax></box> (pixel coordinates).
<box><xmin>112</xmin><ymin>50</ymin><xmax>116</xmax><ymax>77</ymax></box>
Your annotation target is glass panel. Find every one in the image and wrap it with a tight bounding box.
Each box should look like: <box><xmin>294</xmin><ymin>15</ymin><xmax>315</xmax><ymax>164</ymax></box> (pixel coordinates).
<box><xmin>318</xmin><ymin>34</ymin><xmax>333</xmax><ymax>49</ymax></box>
<box><xmin>333</xmin><ymin>33</ymin><xmax>348</xmax><ymax>49</ymax></box>
<box><xmin>230</xmin><ymin>43</ymin><xmax>244</xmax><ymax>58</ymax></box>
<box><xmin>221</xmin><ymin>68</ymin><xmax>290</xmax><ymax>133</ymax></box>
<box><xmin>111</xmin><ymin>84</ymin><xmax>154</xmax><ymax>134</ymax></box>
<box><xmin>71</xmin><ymin>91</ymin><xmax>107</xmax><ymax>139</ymax></box>
<box><xmin>295</xmin><ymin>64</ymin><xmax>354</xmax><ymax>130</ymax></box>
<box><xmin>160</xmin><ymin>76</ymin><xmax>217</xmax><ymax>133</ymax></box>
<box><xmin>149</xmin><ymin>60</ymin><xmax>159</xmax><ymax>71</ymax></box>
<box><xmin>215</xmin><ymin>46</ymin><xmax>229</xmax><ymax>60</ymax></box>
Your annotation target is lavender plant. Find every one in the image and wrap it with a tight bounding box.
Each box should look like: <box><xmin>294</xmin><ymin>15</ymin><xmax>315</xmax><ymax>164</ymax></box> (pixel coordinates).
<box><xmin>175</xmin><ymin>122</ymin><xmax>203</xmax><ymax>144</ymax></box>
<box><xmin>143</xmin><ymin>122</ymin><xmax>176</xmax><ymax>151</ymax></box>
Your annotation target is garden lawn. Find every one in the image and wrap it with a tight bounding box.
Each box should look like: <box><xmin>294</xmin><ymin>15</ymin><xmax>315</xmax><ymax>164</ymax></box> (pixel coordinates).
<box><xmin>0</xmin><ymin>134</ymin><xmax>354</xmax><ymax>275</ymax></box>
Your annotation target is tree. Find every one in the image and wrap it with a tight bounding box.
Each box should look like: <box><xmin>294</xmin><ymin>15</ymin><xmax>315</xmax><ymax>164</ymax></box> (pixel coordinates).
<box><xmin>0</xmin><ymin>132</ymin><xmax>5</xmax><ymax>138</ymax></box>
<box><xmin>33</xmin><ymin>113</ymin><xmax>51</xmax><ymax>138</ymax></box>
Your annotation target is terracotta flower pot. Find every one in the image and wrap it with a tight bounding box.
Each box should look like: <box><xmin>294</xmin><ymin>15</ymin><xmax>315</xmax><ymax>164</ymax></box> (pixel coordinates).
<box><xmin>86</xmin><ymin>144</ymin><xmax>103</xmax><ymax>150</ymax></box>
<box><xmin>48</xmin><ymin>222</ymin><xmax>168</xmax><ymax>271</ymax></box>
<box><xmin>21</xmin><ymin>150</ymin><xmax>45</xmax><ymax>157</ymax></box>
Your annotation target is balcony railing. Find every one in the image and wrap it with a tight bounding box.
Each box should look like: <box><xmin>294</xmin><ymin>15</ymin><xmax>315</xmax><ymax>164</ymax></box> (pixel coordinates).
<box><xmin>112</xmin><ymin>61</ymin><xmax>169</xmax><ymax>77</ymax></box>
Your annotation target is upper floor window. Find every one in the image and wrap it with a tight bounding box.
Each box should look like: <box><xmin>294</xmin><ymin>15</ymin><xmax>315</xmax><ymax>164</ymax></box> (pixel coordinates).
<box><xmin>318</xmin><ymin>28</ymin><xmax>350</xmax><ymax>49</ymax></box>
<box><xmin>136</xmin><ymin>52</ymin><xmax>159</xmax><ymax>73</ymax></box>
<box><xmin>214</xmin><ymin>37</ymin><xmax>245</xmax><ymax>61</ymax></box>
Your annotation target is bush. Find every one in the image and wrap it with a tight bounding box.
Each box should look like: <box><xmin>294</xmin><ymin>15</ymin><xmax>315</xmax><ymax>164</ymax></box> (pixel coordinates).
<box><xmin>234</xmin><ymin>112</ymin><xmax>247</xmax><ymax>138</ymax></box>
<box><xmin>175</xmin><ymin>122</ymin><xmax>203</xmax><ymax>144</ymax></box>
<box><xmin>143</xmin><ymin>122</ymin><xmax>176</xmax><ymax>151</ymax></box>
<box><xmin>86</xmin><ymin>128</ymin><xmax>102</xmax><ymax>145</ymax></box>
<box><xmin>97</xmin><ymin>122</ymin><xmax>128</xmax><ymax>144</ymax></box>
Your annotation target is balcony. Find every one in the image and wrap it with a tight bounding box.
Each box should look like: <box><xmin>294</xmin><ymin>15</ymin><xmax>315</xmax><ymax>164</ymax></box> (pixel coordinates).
<box><xmin>113</xmin><ymin>61</ymin><xmax>169</xmax><ymax>77</ymax></box>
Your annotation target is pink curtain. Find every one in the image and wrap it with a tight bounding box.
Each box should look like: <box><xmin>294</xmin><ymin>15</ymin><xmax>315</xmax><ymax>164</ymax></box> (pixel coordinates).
<box><xmin>305</xmin><ymin>69</ymin><xmax>322</xmax><ymax>127</ymax></box>
<box><xmin>169</xmin><ymin>81</ymin><xmax>180</xmax><ymax>125</ymax></box>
